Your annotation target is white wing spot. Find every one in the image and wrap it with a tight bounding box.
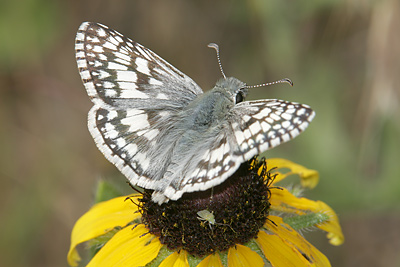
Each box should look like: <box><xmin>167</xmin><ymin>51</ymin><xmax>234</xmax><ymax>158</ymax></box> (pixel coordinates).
<box><xmin>94</xmin><ymin>61</ymin><xmax>103</xmax><ymax>67</ymax></box>
<box><xmin>116</xmin><ymin>70</ymin><xmax>137</xmax><ymax>82</ymax></box>
<box><xmin>115</xmin><ymin>137</ymin><xmax>126</xmax><ymax>147</ymax></box>
<box><xmin>115</xmin><ymin>57</ymin><xmax>131</xmax><ymax>66</ymax></box>
<box><xmin>136</xmin><ymin>152</ymin><xmax>150</xmax><ymax>170</ymax></box>
<box><xmin>290</xmin><ymin>128</ymin><xmax>300</xmax><ymax>137</ymax></box>
<box><xmin>253</xmin><ymin>108</ymin><xmax>271</xmax><ymax>119</ymax></box>
<box><xmin>156</xmin><ymin>93</ymin><xmax>169</xmax><ymax>100</ymax></box>
<box><xmin>247</xmin><ymin>138</ymin><xmax>255</xmax><ymax>148</ymax></box>
<box><xmin>75</xmin><ymin>43</ymin><xmax>84</xmax><ymax>50</ymax></box>
<box><xmin>143</xmin><ymin>129</ymin><xmax>160</xmax><ymax>140</ymax></box>
<box><xmin>210</xmin><ymin>144</ymin><xmax>224</xmax><ymax>164</ymax></box>
<box><xmin>281</xmin><ymin>113</ymin><xmax>292</xmax><ymax>120</ymax></box>
<box><xmin>223</xmin><ymin>155</ymin><xmax>231</xmax><ymax>166</ymax></box>
<box><xmin>270</xmin><ymin>137</ymin><xmax>281</xmax><ymax>147</ymax></box>
<box><xmin>77</xmin><ymin>59</ymin><xmax>87</xmax><ymax>68</ymax></box>
<box><xmin>76</xmin><ymin>32</ymin><xmax>84</xmax><ymax>41</ymax></box>
<box><xmin>126</xmin><ymin>109</ymin><xmax>144</xmax><ymax>117</ymax></box>
<box><xmin>266</xmin><ymin>117</ymin><xmax>274</xmax><ymax>124</ymax></box>
<box><xmin>297</xmin><ymin>108</ymin><xmax>306</xmax><ymax>116</ymax></box>
<box><xmin>121</xmin><ymin>113</ymin><xmax>150</xmax><ymax>132</ymax></box>
<box><xmin>98</xmin><ymin>54</ymin><xmax>107</xmax><ymax>61</ymax></box>
<box><xmin>249</xmin><ymin>122</ymin><xmax>262</xmax><ymax>135</ymax></box>
<box><xmin>80</xmin><ymin>70</ymin><xmax>91</xmax><ymax>80</ymax></box>
<box><xmin>135</xmin><ymin>57</ymin><xmax>151</xmax><ymax>75</ymax></box>
<box><xmin>107</xmin><ymin>110</ymin><xmax>118</xmax><ymax>120</ymax></box>
<box><xmin>267</xmin><ymin>131</ymin><xmax>276</xmax><ymax>138</ymax></box>
<box><xmin>103</xmin><ymin>81</ymin><xmax>115</xmax><ymax>88</ymax></box>
<box><xmin>108</xmin><ymin>62</ymin><xmax>128</xmax><ymax>70</ymax></box>
<box><xmin>104</xmin><ymin>89</ymin><xmax>117</xmax><ymax>97</ymax></box>
<box><xmin>281</xmin><ymin>133</ymin><xmax>291</xmax><ymax>142</ymax></box>
<box><xmin>84</xmin><ymin>82</ymin><xmax>96</xmax><ymax>96</ymax></box>
<box><xmin>235</xmin><ymin>131</ymin><xmax>245</xmax><ymax>145</ymax></box>
<box><xmin>114</xmin><ymin>51</ymin><xmax>131</xmax><ymax>63</ymax></box>
<box><xmin>299</xmin><ymin>122</ymin><xmax>309</xmax><ymax>131</ymax></box>
<box><xmin>270</xmin><ymin>113</ymin><xmax>281</xmax><ymax>121</ymax></box>
<box><xmin>114</xmin><ymin>35</ymin><xmax>124</xmax><ymax>44</ymax></box>
<box><xmin>149</xmin><ymin>78</ymin><xmax>163</xmax><ymax>86</ymax></box>
<box><xmin>282</xmin><ymin>121</ymin><xmax>291</xmax><ymax>128</ymax></box>
<box><xmin>76</xmin><ymin>51</ymin><xmax>85</xmax><ymax>58</ymax></box>
<box><xmin>91</xmin><ymin>36</ymin><xmax>100</xmax><ymax>43</ymax></box>
<box><xmin>260</xmin><ymin>121</ymin><xmax>271</xmax><ymax>132</ymax></box>
<box><xmin>243</xmin><ymin>129</ymin><xmax>252</xmax><ymax>140</ymax></box>
<box><xmin>96</xmin><ymin>27</ymin><xmax>107</xmax><ymax>37</ymax></box>
<box><xmin>104</xmin><ymin>123</ymin><xmax>118</xmax><ymax>139</ymax></box>
<box><xmin>99</xmin><ymin>70</ymin><xmax>111</xmax><ymax>79</ymax></box>
<box><xmin>103</xmin><ymin>41</ymin><xmax>117</xmax><ymax>50</ymax></box>
<box><xmin>125</xmin><ymin>143</ymin><xmax>138</xmax><ymax>155</ymax></box>
<box><xmin>243</xmin><ymin>115</ymin><xmax>252</xmax><ymax>122</ymax></box>
<box><xmin>256</xmin><ymin>134</ymin><xmax>265</xmax><ymax>143</ymax></box>
<box><xmin>118</xmin><ymin>82</ymin><xmax>138</xmax><ymax>90</ymax></box>
<box><xmin>119</xmin><ymin>87</ymin><xmax>149</xmax><ymax>99</ymax></box>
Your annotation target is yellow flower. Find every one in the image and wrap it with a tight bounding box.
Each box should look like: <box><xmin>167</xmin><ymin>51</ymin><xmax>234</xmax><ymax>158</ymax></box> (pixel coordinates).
<box><xmin>68</xmin><ymin>158</ymin><xmax>344</xmax><ymax>266</ymax></box>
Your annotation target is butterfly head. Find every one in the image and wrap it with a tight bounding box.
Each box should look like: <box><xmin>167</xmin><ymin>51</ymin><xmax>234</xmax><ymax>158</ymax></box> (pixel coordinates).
<box><xmin>215</xmin><ymin>77</ymin><xmax>248</xmax><ymax>104</ymax></box>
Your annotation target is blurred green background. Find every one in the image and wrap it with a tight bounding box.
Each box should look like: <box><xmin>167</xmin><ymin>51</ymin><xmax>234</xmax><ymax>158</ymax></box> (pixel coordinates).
<box><xmin>1</xmin><ymin>0</ymin><xmax>399</xmax><ymax>266</ymax></box>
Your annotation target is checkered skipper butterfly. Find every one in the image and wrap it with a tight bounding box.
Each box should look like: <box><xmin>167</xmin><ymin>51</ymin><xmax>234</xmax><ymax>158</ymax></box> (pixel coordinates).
<box><xmin>75</xmin><ymin>22</ymin><xmax>315</xmax><ymax>204</ymax></box>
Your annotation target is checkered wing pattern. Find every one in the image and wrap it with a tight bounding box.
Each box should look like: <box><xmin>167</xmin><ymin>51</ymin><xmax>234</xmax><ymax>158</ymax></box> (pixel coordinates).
<box><xmin>176</xmin><ymin>100</ymin><xmax>314</xmax><ymax>199</ymax></box>
<box><xmin>75</xmin><ymin>22</ymin><xmax>203</xmax><ymax>191</ymax></box>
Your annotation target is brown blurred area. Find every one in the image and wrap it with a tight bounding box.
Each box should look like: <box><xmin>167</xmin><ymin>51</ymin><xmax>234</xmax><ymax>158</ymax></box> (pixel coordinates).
<box><xmin>1</xmin><ymin>0</ymin><xmax>399</xmax><ymax>266</ymax></box>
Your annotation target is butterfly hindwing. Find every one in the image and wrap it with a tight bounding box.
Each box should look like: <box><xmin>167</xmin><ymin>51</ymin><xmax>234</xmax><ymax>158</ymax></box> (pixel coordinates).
<box><xmin>230</xmin><ymin>99</ymin><xmax>315</xmax><ymax>160</ymax></box>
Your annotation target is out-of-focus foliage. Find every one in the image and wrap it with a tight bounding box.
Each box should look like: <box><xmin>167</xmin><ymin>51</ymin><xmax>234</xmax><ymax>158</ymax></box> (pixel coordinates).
<box><xmin>1</xmin><ymin>0</ymin><xmax>399</xmax><ymax>266</ymax></box>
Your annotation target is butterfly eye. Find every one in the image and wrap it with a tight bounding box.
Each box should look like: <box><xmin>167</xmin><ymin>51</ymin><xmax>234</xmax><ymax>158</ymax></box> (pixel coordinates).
<box><xmin>235</xmin><ymin>92</ymin><xmax>244</xmax><ymax>104</ymax></box>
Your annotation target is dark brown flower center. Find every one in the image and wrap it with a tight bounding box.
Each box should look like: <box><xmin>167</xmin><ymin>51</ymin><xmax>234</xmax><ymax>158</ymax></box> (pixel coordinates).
<box><xmin>139</xmin><ymin>157</ymin><xmax>272</xmax><ymax>257</ymax></box>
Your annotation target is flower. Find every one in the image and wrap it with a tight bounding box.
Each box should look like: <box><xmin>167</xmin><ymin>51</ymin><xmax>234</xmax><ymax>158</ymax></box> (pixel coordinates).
<box><xmin>68</xmin><ymin>158</ymin><xmax>344</xmax><ymax>267</ymax></box>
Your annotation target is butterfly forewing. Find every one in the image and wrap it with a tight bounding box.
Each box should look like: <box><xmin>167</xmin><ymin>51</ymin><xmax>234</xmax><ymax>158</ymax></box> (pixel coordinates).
<box><xmin>76</xmin><ymin>22</ymin><xmax>203</xmax><ymax>191</ymax></box>
<box><xmin>75</xmin><ymin>22</ymin><xmax>202</xmax><ymax>108</ymax></box>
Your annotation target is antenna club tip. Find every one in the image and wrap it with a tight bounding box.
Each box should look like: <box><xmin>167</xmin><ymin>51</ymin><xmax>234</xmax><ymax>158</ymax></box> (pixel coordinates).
<box><xmin>207</xmin><ymin>43</ymin><xmax>218</xmax><ymax>49</ymax></box>
<box><xmin>283</xmin><ymin>78</ymin><xmax>294</xmax><ymax>86</ymax></box>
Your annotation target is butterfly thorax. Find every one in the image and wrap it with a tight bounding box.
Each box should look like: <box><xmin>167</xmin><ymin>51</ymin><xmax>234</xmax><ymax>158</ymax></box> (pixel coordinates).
<box><xmin>182</xmin><ymin>77</ymin><xmax>247</xmax><ymax>129</ymax></box>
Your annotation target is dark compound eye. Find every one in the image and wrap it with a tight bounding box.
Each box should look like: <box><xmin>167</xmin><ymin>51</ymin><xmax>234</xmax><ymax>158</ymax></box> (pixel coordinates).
<box><xmin>235</xmin><ymin>92</ymin><xmax>244</xmax><ymax>104</ymax></box>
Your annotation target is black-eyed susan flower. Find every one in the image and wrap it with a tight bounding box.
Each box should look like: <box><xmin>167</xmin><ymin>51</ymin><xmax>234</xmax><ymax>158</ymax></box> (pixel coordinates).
<box><xmin>68</xmin><ymin>158</ymin><xmax>344</xmax><ymax>267</ymax></box>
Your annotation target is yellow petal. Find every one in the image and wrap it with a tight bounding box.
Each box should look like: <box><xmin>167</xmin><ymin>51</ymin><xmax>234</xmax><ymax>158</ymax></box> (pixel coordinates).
<box><xmin>197</xmin><ymin>253</ymin><xmax>223</xmax><ymax>267</ymax></box>
<box><xmin>266</xmin><ymin>158</ymin><xmax>319</xmax><ymax>188</ymax></box>
<box><xmin>228</xmin><ymin>244</ymin><xmax>264</xmax><ymax>267</ymax></box>
<box><xmin>269</xmin><ymin>188</ymin><xmax>344</xmax><ymax>245</ymax></box>
<box><xmin>159</xmin><ymin>250</ymin><xmax>189</xmax><ymax>267</ymax></box>
<box><xmin>257</xmin><ymin>216</ymin><xmax>331</xmax><ymax>267</ymax></box>
<box><xmin>68</xmin><ymin>195</ymin><xmax>141</xmax><ymax>266</ymax></box>
<box><xmin>87</xmin><ymin>224</ymin><xmax>162</xmax><ymax>267</ymax></box>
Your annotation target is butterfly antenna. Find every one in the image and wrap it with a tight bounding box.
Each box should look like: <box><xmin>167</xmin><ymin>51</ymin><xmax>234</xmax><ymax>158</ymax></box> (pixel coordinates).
<box><xmin>246</xmin><ymin>78</ymin><xmax>293</xmax><ymax>88</ymax></box>
<box><xmin>208</xmin><ymin>43</ymin><xmax>227</xmax><ymax>79</ymax></box>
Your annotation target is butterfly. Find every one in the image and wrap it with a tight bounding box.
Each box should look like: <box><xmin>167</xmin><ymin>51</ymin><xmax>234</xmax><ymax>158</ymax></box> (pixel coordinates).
<box><xmin>75</xmin><ymin>22</ymin><xmax>315</xmax><ymax>204</ymax></box>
